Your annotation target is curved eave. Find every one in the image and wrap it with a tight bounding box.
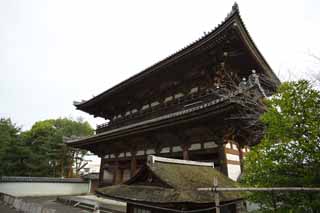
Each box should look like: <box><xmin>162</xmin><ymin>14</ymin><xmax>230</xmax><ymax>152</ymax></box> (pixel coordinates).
<box><xmin>233</xmin><ymin>15</ymin><xmax>281</xmax><ymax>86</ymax></box>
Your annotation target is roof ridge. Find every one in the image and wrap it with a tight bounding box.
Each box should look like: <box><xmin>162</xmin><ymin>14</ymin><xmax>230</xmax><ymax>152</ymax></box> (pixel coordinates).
<box><xmin>147</xmin><ymin>155</ymin><xmax>215</xmax><ymax>167</ymax></box>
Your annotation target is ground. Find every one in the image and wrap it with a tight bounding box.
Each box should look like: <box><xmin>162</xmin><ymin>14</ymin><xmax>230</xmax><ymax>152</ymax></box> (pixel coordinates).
<box><xmin>0</xmin><ymin>197</ymin><xmax>90</xmax><ymax>213</ymax></box>
<box><xmin>0</xmin><ymin>195</ymin><xmax>126</xmax><ymax>213</ymax></box>
<box><xmin>0</xmin><ymin>204</ymin><xmax>17</xmax><ymax>213</ymax></box>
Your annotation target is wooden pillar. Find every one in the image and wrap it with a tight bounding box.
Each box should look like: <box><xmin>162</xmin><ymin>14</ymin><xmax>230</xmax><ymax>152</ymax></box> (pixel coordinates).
<box><xmin>112</xmin><ymin>161</ymin><xmax>117</xmax><ymax>185</ymax></box>
<box><xmin>237</xmin><ymin>144</ymin><xmax>244</xmax><ymax>172</ymax></box>
<box><xmin>99</xmin><ymin>158</ymin><xmax>105</xmax><ymax>185</ymax></box>
<box><xmin>113</xmin><ymin>159</ymin><xmax>122</xmax><ymax>185</ymax></box>
<box><xmin>182</xmin><ymin>144</ymin><xmax>190</xmax><ymax>160</ymax></box>
<box><xmin>130</xmin><ymin>155</ymin><xmax>137</xmax><ymax>177</ymax></box>
<box><xmin>118</xmin><ymin>168</ymin><xmax>123</xmax><ymax>183</ymax></box>
<box><xmin>218</xmin><ymin>144</ymin><xmax>228</xmax><ymax>176</ymax></box>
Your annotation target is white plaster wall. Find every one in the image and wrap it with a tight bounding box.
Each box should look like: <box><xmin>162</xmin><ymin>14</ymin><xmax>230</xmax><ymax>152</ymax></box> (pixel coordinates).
<box><xmin>172</xmin><ymin>146</ymin><xmax>182</xmax><ymax>152</ymax></box>
<box><xmin>146</xmin><ymin>149</ymin><xmax>155</xmax><ymax>154</ymax></box>
<box><xmin>123</xmin><ymin>169</ymin><xmax>131</xmax><ymax>182</ymax></box>
<box><xmin>189</xmin><ymin>143</ymin><xmax>201</xmax><ymax>150</ymax></box>
<box><xmin>227</xmin><ymin>164</ymin><xmax>241</xmax><ymax>181</ymax></box>
<box><xmin>0</xmin><ymin>182</ymin><xmax>89</xmax><ymax>197</ymax></box>
<box><xmin>103</xmin><ymin>170</ymin><xmax>113</xmax><ymax>182</ymax></box>
<box><xmin>160</xmin><ymin>147</ymin><xmax>170</xmax><ymax>153</ymax></box>
<box><xmin>136</xmin><ymin>150</ymin><xmax>144</xmax><ymax>156</ymax></box>
<box><xmin>203</xmin><ymin>141</ymin><xmax>217</xmax><ymax>149</ymax></box>
<box><xmin>226</xmin><ymin>153</ymin><xmax>240</xmax><ymax>161</ymax></box>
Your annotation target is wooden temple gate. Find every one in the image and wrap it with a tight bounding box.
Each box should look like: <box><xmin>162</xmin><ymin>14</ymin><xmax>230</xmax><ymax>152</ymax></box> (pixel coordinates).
<box><xmin>66</xmin><ymin>3</ymin><xmax>280</xmax><ymax>186</ymax></box>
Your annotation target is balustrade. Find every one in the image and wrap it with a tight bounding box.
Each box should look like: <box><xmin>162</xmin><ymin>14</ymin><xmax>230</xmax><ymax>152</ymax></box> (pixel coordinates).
<box><xmin>96</xmin><ymin>88</ymin><xmax>223</xmax><ymax>133</ymax></box>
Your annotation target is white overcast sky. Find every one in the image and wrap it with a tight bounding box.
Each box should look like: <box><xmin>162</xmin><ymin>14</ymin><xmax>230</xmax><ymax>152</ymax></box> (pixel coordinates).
<box><xmin>1</xmin><ymin>0</ymin><xmax>320</xmax><ymax>131</ymax></box>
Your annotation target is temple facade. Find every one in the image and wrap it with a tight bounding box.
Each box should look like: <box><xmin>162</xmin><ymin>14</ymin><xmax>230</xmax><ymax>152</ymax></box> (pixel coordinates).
<box><xmin>66</xmin><ymin>4</ymin><xmax>280</xmax><ymax>186</ymax></box>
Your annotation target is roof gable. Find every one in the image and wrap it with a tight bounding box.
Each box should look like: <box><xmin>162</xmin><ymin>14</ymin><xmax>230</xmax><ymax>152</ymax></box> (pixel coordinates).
<box><xmin>149</xmin><ymin>161</ymin><xmax>239</xmax><ymax>190</ymax></box>
<box><xmin>124</xmin><ymin>165</ymin><xmax>172</xmax><ymax>188</ymax></box>
<box><xmin>146</xmin><ymin>156</ymin><xmax>238</xmax><ymax>190</ymax></box>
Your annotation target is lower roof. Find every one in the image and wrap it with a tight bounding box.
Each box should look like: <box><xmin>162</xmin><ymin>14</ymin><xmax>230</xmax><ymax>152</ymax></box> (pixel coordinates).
<box><xmin>66</xmin><ymin>90</ymin><xmax>243</xmax><ymax>148</ymax></box>
<box><xmin>96</xmin><ymin>185</ymin><xmax>242</xmax><ymax>204</ymax></box>
<box><xmin>96</xmin><ymin>156</ymin><xmax>244</xmax><ymax>204</ymax></box>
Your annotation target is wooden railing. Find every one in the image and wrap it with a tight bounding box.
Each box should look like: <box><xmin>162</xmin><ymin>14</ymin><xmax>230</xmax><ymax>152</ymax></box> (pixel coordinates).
<box><xmin>96</xmin><ymin>89</ymin><xmax>223</xmax><ymax>134</ymax></box>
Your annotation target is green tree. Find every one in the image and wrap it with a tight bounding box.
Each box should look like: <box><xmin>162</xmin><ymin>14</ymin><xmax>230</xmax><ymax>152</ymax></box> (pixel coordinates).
<box><xmin>242</xmin><ymin>80</ymin><xmax>320</xmax><ymax>212</ymax></box>
<box><xmin>21</xmin><ymin>117</ymin><xmax>94</xmax><ymax>177</ymax></box>
<box><xmin>0</xmin><ymin>118</ymin><xmax>20</xmax><ymax>158</ymax></box>
<box><xmin>0</xmin><ymin>118</ymin><xmax>31</xmax><ymax>176</ymax></box>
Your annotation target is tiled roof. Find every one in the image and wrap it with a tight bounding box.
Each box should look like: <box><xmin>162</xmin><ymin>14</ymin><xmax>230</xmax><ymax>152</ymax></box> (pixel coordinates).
<box><xmin>97</xmin><ymin>155</ymin><xmax>244</xmax><ymax>203</ymax></box>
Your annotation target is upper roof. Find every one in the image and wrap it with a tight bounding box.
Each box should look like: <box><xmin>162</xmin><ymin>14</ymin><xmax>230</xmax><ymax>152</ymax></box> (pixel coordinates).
<box><xmin>96</xmin><ymin>155</ymin><xmax>243</xmax><ymax>203</ymax></box>
<box><xmin>75</xmin><ymin>3</ymin><xmax>280</xmax><ymax>115</ymax></box>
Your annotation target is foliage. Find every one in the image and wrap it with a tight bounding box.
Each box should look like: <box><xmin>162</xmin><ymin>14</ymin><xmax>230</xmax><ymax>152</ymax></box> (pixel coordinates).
<box><xmin>0</xmin><ymin>118</ymin><xmax>31</xmax><ymax>176</ymax></box>
<box><xmin>0</xmin><ymin>117</ymin><xmax>93</xmax><ymax>177</ymax></box>
<box><xmin>242</xmin><ymin>80</ymin><xmax>320</xmax><ymax>211</ymax></box>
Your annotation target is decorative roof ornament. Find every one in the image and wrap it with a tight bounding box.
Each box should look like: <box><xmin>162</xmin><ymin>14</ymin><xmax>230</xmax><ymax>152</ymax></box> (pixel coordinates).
<box><xmin>239</xmin><ymin>77</ymin><xmax>247</xmax><ymax>91</ymax></box>
<box><xmin>73</xmin><ymin>100</ymin><xmax>86</xmax><ymax>106</ymax></box>
<box><xmin>248</xmin><ymin>69</ymin><xmax>258</xmax><ymax>86</ymax></box>
<box><xmin>226</xmin><ymin>2</ymin><xmax>240</xmax><ymax>20</ymax></box>
<box><xmin>232</xmin><ymin>2</ymin><xmax>239</xmax><ymax>12</ymax></box>
<box><xmin>238</xmin><ymin>70</ymin><xmax>267</xmax><ymax>97</ymax></box>
<box><xmin>73</xmin><ymin>101</ymin><xmax>81</xmax><ymax>106</ymax></box>
<box><xmin>249</xmin><ymin>70</ymin><xmax>267</xmax><ymax>97</ymax></box>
